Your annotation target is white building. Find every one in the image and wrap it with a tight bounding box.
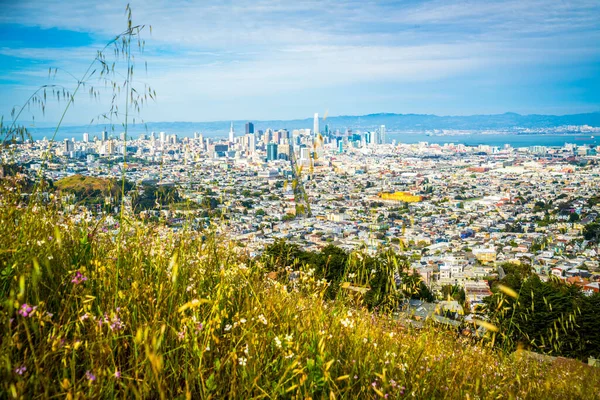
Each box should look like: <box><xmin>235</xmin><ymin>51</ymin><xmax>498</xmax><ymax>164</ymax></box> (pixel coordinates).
<box><xmin>229</xmin><ymin>122</ymin><xmax>235</xmax><ymax>144</ymax></box>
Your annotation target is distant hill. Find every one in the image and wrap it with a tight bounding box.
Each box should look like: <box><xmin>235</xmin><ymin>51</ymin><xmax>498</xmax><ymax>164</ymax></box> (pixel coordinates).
<box><xmin>25</xmin><ymin>111</ymin><xmax>600</xmax><ymax>140</ymax></box>
<box><xmin>54</xmin><ymin>174</ymin><xmax>132</xmax><ymax>205</ymax></box>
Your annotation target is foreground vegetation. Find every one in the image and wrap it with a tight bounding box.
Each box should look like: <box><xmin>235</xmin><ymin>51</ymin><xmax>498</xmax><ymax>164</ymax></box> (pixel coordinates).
<box><xmin>1</xmin><ymin>178</ymin><xmax>600</xmax><ymax>399</ymax></box>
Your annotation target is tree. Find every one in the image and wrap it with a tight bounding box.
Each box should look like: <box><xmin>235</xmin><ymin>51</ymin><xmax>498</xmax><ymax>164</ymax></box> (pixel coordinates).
<box><xmin>484</xmin><ymin>264</ymin><xmax>600</xmax><ymax>361</ymax></box>
<box><xmin>261</xmin><ymin>239</ymin><xmax>302</xmax><ymax>271</ymax></box>
<box><xmin>132</xmin><ymin>184</ymin><xmax>181</xmax><ymax>211</ymax></box>
<box><xmin>583</xmin><ymin>223</ymin><xmax>600</xmax><ymax>242</ymax></box>
<box><xmin>441</xmin><ymin>284</ymin><xmax>466</xmax><ymax>304</ymax></box>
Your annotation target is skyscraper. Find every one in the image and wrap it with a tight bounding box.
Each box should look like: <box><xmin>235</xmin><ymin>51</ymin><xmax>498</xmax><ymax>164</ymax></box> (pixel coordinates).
<box><xmin>264</xmin><ymin>128</ymin><xmax>272</xmax><ymax>144</ymax></box>
<box><xmin>64</xmin><ymin>138</ymin><xmax>74</xmax><ymax>153</ymax></box>
<box><xmin>245</xmin><ymin>122</ymin><xmax>254</xmax><ymax>135</ymax></box>
<box><xmin>101</xmin><ymin>130</ymin><xmax>108</xmax><ymax>141</ymax></box>
<box><xmin>229</xmin><ymin>122</ymin><xmax>235</xmax><ymax>143</ymax></box>
<box><xmin>313</xmin><ymin>113</ymin><xmax>319</xmax><ymax>135</ymax></box>
<box><xmin>379</xmin><ymin>125</ymin><xmax>386</xmax><ymax>145</ymax></box>
<box><xmin>243</xmin><ymin>133</ymin><xmax>256</xmax><ymax>154</ymax></box>
<box><xmin>266</xmin><ymin>143</ymin><xmax>278</xmax><ymax>161</ymax></box>
<box><xmin>83</xmin><ymin>132</ymin><xmax>89</xmax><ymax>143</ymax></box>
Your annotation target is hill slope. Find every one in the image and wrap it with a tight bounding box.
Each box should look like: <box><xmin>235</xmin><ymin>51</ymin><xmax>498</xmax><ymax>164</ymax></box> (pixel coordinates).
<box><xmin>1</xmin><ymin>185</ymin><xmax>599</xmax><ymax>398</ymax></box>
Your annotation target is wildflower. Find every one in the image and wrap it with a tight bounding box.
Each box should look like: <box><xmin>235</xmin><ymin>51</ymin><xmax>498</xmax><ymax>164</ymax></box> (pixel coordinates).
<box><xmin>274</xmin><ymin>336</ymin><xmax>282</xmax><ymax>348</ymax></box>
<box><xmin>195</xmin><ymin>322</ymin><xmax>203</xmax><ymax>333</ymax></box>
<box><xmin>284</xmin><ymin>333</ymin><xmax>293</xmax><ymax>343</ymax></box>
<box><xmin>114</xmin><ymin>370</ymin><xmax>121</xmax><ymax>379</ymax></box>
<box><xmin>224</xmin><ymin>324</ymin><xmax>232</xmax><ymax>332</ymax></box>
<box><xmin>177</xmin><ymin>330</ymin><xmax>185</xmax><ymax>341</ymax></box>
<box><xmin>18</xmin><ymin>303</ymin><xmax>36</xmax><ymax>317</ymax></box>
<box><xmin>85</xmin><ymin>370</ymin><xmax>96</xmax><ymax>382</ymax></box>
<box><xmin>258</xmin><ymin>314</ymin><xmax>268</xmax><ymax>325</ymax></box>
<box><xmin>240</xmin><ymin>318</ymin><xmax>247</xmax><ymax>324</ymax></box>
<box><xmin>340</xmin><ymin>318</ymin><xmax>354</xmax><ymax>329</ymax></box>
<box><xmin>390</xmin><ymin>379</ymin><xmax>397</xmax><ymax>388</ymax></box>
<box><xmin>205</xmin><ymin>345</ymin><xmax>210</xmax><ymax>351</ymax></box>
<box><xmin>48</xmin><ymin>255</ymin><xmax>53</xmax><ymax>260</ymax></box>
<box><xmin>15</xmin><ymin>365</ymin><xmax>26</xmax><ymax>375</ymax></box>
<box><xmin>244</xmin><ymin>344</ymin><xmax>249</xmax><ymax>356</ymax></box>
<box><xmin>354</xmin><ymin>375</ymin><xmax>358</xmax><ymax>379</ymax></box>
<box><xmin>80</xmin><ymin>313</ymin><xmax>89</xmax><ymax>322</ymax></box>
<box><xmin>109</xmin><ymin>315</ymin><xmax>125</xmax><ymax>331</ymax></box>
<box><xmin>71</xmin><ymin>271</ymin><xmax>88</xmax><ymax>285</ymax></box>
<box><xmin>238</xmin><ymin>357</ymin><xmax>247</xmax><ymax>366</ymax></box>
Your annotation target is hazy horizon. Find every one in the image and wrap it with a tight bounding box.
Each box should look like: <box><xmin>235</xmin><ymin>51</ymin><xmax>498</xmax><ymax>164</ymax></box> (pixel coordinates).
<box><xmin>17</xmin><ymin>110</ymin><xmax>600</xmax><ymax>130</ymax></box>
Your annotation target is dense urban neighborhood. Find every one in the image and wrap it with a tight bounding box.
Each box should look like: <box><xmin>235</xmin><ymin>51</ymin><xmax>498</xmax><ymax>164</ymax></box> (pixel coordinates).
<box><xmin>4</xmin><ymin>124</ymin><xmax>600</xmax><ymax>309</ymax></box>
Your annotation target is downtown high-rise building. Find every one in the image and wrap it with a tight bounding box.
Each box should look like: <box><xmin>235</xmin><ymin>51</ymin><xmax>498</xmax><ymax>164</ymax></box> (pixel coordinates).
<box><xmin>379</xmin><ymin>125</ymin><xmax>386</xmax><ymax>144</ymax></box>
<box><xmin>313</xmin><ymin>113</ymin><xmax>319</xmax><ymax>135</ymax></box>
<box><xmin>82</xmin><ymin>132</ymin><xmax>89</xmax><ymax>143</ymax></box>
<box><xmin>243</xmin><ymin>133</ymin><xmax>256</xmax><ymax>154</ymax></box>
<box><xmin>245</xmin><ymin>122</ymin><xmax>254</xmax><ymax>135</ymax></box>
<box><xmin>266</xmin><ymin>143</ymin><xmax>278</xmax><ymax>161</ymax></box>
<box><xmin>264</xmin><ymin>128</ymin><xmax>273</xmax><ymax>144</ymax></box>
<box><xmin>64</xmin><ymin>138</ymin><xmax>74</xmax><ymax>153</ymax></box>
<box><xmin>229</xmin><ymin>122</ymin><xmax>235</xmax><ymax>143</ymax></box>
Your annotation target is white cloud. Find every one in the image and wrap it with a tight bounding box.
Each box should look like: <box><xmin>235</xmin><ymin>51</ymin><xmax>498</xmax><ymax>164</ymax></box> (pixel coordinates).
<box><xmin>1</xmin><ymin>0</ymin><xmax>598</xmax><ymax>122</ymax></box>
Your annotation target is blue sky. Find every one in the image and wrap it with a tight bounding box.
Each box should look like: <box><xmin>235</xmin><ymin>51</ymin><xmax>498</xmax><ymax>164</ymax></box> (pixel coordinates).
<box><xmin>0</xmin><ymin>0</ymin><xmax>599</xmax><ymax>125</ymax></box>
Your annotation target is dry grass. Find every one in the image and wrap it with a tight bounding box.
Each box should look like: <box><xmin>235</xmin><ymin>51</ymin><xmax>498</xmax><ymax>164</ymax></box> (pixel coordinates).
<box><xmin>1</xmin><ymin>181</ymin><xmax>599</xmax><ymax>399</ymax></box>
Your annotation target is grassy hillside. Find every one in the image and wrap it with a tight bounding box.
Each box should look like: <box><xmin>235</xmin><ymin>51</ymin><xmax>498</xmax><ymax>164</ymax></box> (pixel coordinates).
<box><xmin>54</xmin><ymin>174</ymin><xmax>112</xmax><ymax>192</ymax></box>
<box><xmin>1</xmin><ymin>183</ymin><xmax>599</xmax><ymax>399</ymax></box>
<box><xmin>54</xmin><ymin>174</ymin><xmax>118</xmax><ymax>202</ymax></box>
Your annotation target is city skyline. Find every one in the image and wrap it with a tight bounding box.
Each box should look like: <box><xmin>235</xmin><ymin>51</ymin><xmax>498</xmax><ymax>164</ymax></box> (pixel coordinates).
<box><xmin>1</xmin><ymin>0</ymin><xmax>599</xmax><ymax>126</ymax></box>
